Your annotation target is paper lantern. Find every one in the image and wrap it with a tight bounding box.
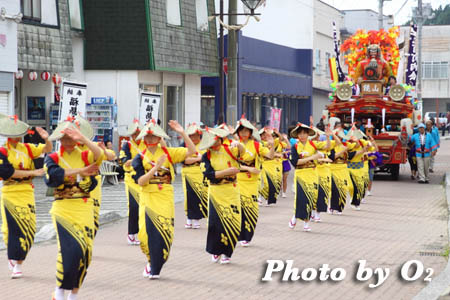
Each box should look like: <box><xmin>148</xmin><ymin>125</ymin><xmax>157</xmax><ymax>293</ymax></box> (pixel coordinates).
<box><xmin>52</xmin><ymin>73</ymin><xmax>62</xmax><ymax>85</ymax></box>
<box><xmin>41</xmin><ymin>71</ymin><xmax>50</xmax><ymax>81</ymax></box>
<box><xmin>14</xmin><ymin>70</ymin><xmax>23</xmax><ymax>80</ymax></box>
<box><xmin>28</xmin><ymin>71</ymin><xmax>37</xmax><ymax>81</ymax></box>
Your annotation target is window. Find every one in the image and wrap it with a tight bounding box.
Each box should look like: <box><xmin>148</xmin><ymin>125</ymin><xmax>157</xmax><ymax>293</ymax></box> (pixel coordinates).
<box><xmin>195</xmin><ymin>0</ymin><xmax>209</xmax><ymax>32</ymax></box>
<box><xmin>422</xmin><ymin>62</ymin><xmax>448</xmax><ymax>79</ymax></box>
<box><xmin>21</xmin><ymin>0</ymin><xmax>58</xmax><ymax>26</ymax></box>
<box><xmin>68</xmin><ymin>0</ymin><xmax>83</xmax><ymax>30</ymax></box>
<box><xmin>166</xmin><ymin>0</ymin><xmax>182</xmax><ymax>26</ymax></box>
<box><xmin>21</xmin><ymin>0</ymin><xmax>41</xmax><ymax>21</ymax></box>
<box><xmin>325</xmin><ymin>52</ymin><xmax>331</xmax><ymax>77</ymax></box>
<box><xmin>164</xmin><ymin>86</ymin><xmax>184</xmax><ymax>146</ymax></box>
<box><xmin>315</xmin><ymin>49</ymin><xmax>321</xmax><ymax>75</ymax></box>
<box><xmin>201</xmin><ymin>95</ymin><xmax>215</xmax><ymax>127</ymax></box>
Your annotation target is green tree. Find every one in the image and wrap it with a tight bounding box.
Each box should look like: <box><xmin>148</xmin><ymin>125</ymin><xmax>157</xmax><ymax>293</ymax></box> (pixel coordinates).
<box><xmin>404</xmin><ymin>4</ymin><xmax>450</xmax><ymax>25</ymax></box>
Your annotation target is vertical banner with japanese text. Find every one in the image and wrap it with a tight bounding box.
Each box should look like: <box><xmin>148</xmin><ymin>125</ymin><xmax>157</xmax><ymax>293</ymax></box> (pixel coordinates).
<box><xmin>405</xmin><ymin>24</ymin><xmax>417</xmax><ymax>87</ymax></box>
<box><xmin>59</xmin><ymin>81</ymin><xmax>87</xmax><ymax>122</ymax></box>
<box><xmin>139</xmin><ymin>92</ymin><xmax>161</xmax><ymax>124</ymax></box>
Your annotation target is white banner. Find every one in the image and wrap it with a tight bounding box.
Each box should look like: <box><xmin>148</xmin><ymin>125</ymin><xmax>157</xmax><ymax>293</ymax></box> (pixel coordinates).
<box><xmin>59</xmin><ymin>81</ymin><xmax>87</xmax><ymax>121</ymax></box>
<box><xmin>139</xmin><ymin>92</ymin><xmax>161</xmax><ymax>124</ymax></box>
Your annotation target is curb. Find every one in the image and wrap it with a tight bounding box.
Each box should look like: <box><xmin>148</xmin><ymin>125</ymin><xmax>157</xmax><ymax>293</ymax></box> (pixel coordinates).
<box><xmin>413</xmin><ymin>172</ymin><xmax>450</xmax><ymax>300</ymax></box>
<box><xmin>0</xmin><ymin>211</ymin><xmax>127</xmax><ymax>251</ymax></box>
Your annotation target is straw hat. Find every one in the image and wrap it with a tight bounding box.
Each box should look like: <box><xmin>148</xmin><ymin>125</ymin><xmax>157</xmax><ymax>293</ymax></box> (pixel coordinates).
<box><xmin>345</xmin><ymin>127</ymin><xmax>366</xmax><ymax>140</ymax></box>
<box><xmin>233</xmin><ymin>117</ymin><xmax>261</xmax><ymax>141</ymax></box>
<box><xmin>0</xmin><ymin>113</ymin><xmax>30</xmax><ymax>138</ymax></box>
<box><xmin>290</xmin><ymin>123</ymin><xmax>315</xmax><ymax>138</ymax></box>
<box><xmin>308</xmin><ymin>126</ymin><xmax>325</xmax><ymax>140</ymax></box>
<box><xmin>75</xmin><ymin>114</ymin><xmax>94</xmax><ymax>140</ymax></box>
<box><xmin>333</xmin><ymin>128</ymin><xmax>347</xmax><ymax>140</ymax></box>
<box><xmin>258</xmin><ymin>127</ymin><xmax>274</xmax><ymax>136</ymax></box>
<box><xmin>185</xmin><ymin>123</ymin><xmax>203</xmax><ymax>136</ymax></box>
<box><xmin>125</xmin><ymin>120</ymin><xmax>143</xmax><ymax>137</ymax></box>
<box><xmin>329</xmin><ymin>117</ymin><xmax>341</xmax><ymax>130</ymax></box>
<box><xmin>49</xmin><ymin>121</ymin><xmax>78</xmax><ymax>142</ymax></box>
<box><xmin>136</xmin><ymin>120</ymin><xmax>170</xmax><ymax>140</ymax></box>
<box><xmin>198</xmin><ymin>127</ymin><xmax>229</xmax><ymax>151</ymax></box>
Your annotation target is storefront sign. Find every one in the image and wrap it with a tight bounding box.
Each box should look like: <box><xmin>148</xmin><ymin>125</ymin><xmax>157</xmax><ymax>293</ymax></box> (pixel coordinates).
<box><xmin>269</xmin><ymin>108</ymin><xmax>282</xmax><ymax>131</ymax></box>
<box><xmin>59</xmin><ymin>81</ymin><xmax>87</xmax><ymax>121</ymax></box>
<box><xmin>139</xmin><ymin>92</ymin><xmax>161</xmax><ymax>124</ymax></box>
<box><xmin>91</xmin><ymin>97</ymin><xmax>113</xmax><ymax>104</ymax></box>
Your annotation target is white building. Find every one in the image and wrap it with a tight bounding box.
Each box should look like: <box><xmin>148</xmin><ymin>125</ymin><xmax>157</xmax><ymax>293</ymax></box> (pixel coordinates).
<box><xmin>399</xmin><ymin>25</ymin><xmax>450</xmax><ymax>116</ymax></box>
<box><xmin>312</xmin><ymin>0</ymin><xmax>344</xmax><ymax>123</ymax></box>
<box><xmin>342</xmin><ymin>9</ymin><xmax>394</xmax><ymax>38</ymax></box>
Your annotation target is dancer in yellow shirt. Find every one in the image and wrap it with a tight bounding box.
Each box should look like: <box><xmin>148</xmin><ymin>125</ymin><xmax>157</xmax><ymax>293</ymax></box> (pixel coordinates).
<box><xmin>45</xmin><ymin>117</ymin><xmax>103</xmax><ymax>300</ymax></box>
<box><xmin>119</xmin><ymin>120</ymin><xmax>147</xmax><ymax>245</ymax></box>
<box><xmin>132</xmin><ymin>120</ymin><xmax>195</xmax><ymax>279</ymax></box>
<box><xmin>0</xmin><ymin>113</ymin><xmax>52</xmax><ymax>278</ymax></box>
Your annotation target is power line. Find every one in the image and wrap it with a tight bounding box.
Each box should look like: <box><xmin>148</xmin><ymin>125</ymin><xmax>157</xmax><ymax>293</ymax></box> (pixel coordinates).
<box><xmin>394</xmin><ymin>0</ymin><xmax>409</xmax><ymax>16</ymax></box>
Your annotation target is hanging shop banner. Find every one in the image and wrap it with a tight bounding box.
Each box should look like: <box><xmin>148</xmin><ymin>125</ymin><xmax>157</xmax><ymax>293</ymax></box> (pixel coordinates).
<box><xmin>139</xmin><ymin>92</ymin><xmax>161</xmax><ymax>124</ymax></box>
<box><xmin>59</xmin><ymin>81</ymin><xmax>87</xmax><ymax>121</ymax></box>
<box><xmin>269</xmin><ymin>108</ymin><xmax>282</xmax><ymax>131</ymax></box>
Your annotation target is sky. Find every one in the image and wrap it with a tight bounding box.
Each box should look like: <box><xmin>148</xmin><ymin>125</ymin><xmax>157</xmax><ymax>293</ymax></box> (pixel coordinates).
<box><xmin>320</xmin><ymin>0</ymin><xmax>449</xmax><ymax>25</ymax></box>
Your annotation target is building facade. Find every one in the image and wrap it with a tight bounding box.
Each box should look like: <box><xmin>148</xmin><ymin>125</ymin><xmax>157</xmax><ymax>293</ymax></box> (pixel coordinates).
<box><xmin>204</xmin><ymin>0</ymin><xmax>314</xmax><ymax>131</ymax></box>
<box><xmin>15</xmin><ymin>0</ymin><xmax>76</xmax><ymax>132</ymax></box>
<box><xmin>418</xmin><ymin>25</ymin><xmax>449</xmax><ymax>115</ymax></box>
<box><xmin>312</xmin><ymin>0</ymin><xmax>344</xmax><ymax>123</ymax></box>
<box><xmin>82</xmin><ymin>0</ymin><xmax>218</xmax><ymax>143</ymax></box>
<box><xmin>341</xmin><ymin>9</ymin><xmax>394</xmax><ymax>40</ymax></box>
<box><xmin>0</xmin><ymin>0</ymin><xmax>19</xmax><ymax>134</ymax></box>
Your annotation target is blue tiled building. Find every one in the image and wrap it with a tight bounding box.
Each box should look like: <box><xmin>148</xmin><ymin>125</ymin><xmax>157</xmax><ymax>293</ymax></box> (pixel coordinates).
<box><xmin>202</xmin><ymin>32</ymin><xmax>312</xmax><ymax>133</ymax></box>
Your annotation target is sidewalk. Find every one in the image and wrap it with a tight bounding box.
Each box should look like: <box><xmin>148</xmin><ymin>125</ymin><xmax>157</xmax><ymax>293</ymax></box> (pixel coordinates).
<box><xmin>1</xmin><ymin>142</ymin><xmax>450</xmax><ymax>299</ymax></box>
<box><xmin>0</xmin><ymin>175</ymin><xmax>184</xmax><ymax>249</ymax></box>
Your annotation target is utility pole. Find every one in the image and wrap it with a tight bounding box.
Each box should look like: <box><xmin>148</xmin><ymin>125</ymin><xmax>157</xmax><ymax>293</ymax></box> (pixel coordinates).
<box><xmin>218</xmin><ymin>0</ymin><xmax>225</xmax><ymax>124</ymax></box>
<box><xmin>227</xmin><ymin>0</ymin><xmax>238</xmax><ymax>125</ymax></box>
<box><xmin>416</xmin><ymin>0</ymin><xmax>423</xmax><ymax>115</ymax></box>
<box><xmin>378</xmin><ymin>0</ymin><xmax>391</xmax><ymax>30</ymax></box>
<box><xmin>378</xmin><ymin>0</ymin><xmax>384</xmax><ymax>29</ymax></box>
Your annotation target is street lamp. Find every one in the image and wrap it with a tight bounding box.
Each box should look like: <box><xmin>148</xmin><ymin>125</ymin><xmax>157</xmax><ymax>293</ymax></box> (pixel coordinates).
<box><xmin>213</xmin><ymin>0</ymin><xmax>263</xmax><ymax>124</ymax></box>
<box><xmin>241</xmin><ymin>0</ymin><xmax>264</xmax><ymax>14</ymax></box>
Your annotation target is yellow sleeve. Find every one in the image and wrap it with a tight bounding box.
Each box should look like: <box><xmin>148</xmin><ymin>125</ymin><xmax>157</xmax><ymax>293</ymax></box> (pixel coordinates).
<box><xmin>30</xmin><ymin>143</ymin><xmax>46</xmax><ymax>158</ymax></box>
<box><xmin>231</xmin><ymin>145</ymin><xmax>240</xmax><ymax>158</ymax></box>
<box><xmin>329</xmin><ymin>140</ymin><xmax>336</xmax><ymax>150</ymax></box>
<box><xmin>346</xmin><ymin>142</ymin><xmax>356</xmax><ymax>151</ymax></box>
<box><xmin>167</xmin><ymin>147</ymin><xmax>188</xmax><ymax>164</ymax></box>
<box><xmin>105</xmin><ymin>149</ymin><xmax>116</xmax><ymax>160</ymax></box>
<box><xmin>274</xmin><ymin>138</ymin><xmax>280</xmax><ymax>148</ymax></box>
<box><xmin>258</xmin><ymin>142</ymin><xmax>271</xmax><ymax>157</ymax></box>
<box><xmin>313</xmin><ymin>141</ymin><xmax>327</xmax><ymax>150</ymax></box>
<box><xmin>87</xmin><ymin>150</ymin><xmax>104</xmax><ymax>166</ymax></box>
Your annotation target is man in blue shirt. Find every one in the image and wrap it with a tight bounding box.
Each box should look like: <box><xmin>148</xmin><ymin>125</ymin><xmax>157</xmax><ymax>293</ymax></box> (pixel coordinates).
<box><xmin>426</xmin><ymin>120</ymin><xmax>440</xmax><ymax>173</ymax></box>
<box><xmin>410</xmin><ymin>123</ymin><xmax>437</xmax><ymax>183</ymax></box>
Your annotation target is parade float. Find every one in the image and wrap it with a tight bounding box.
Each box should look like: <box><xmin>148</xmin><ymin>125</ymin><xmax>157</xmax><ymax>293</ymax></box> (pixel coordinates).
<box><xmin>326</xmin><ymin>26</ymin><xmax>421</xmax><ymax>180</ymax></box>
